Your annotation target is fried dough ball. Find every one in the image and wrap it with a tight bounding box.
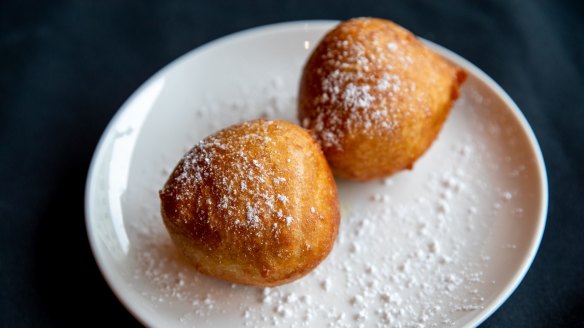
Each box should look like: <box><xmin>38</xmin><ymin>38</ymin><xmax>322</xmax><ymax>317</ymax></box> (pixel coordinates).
<box><xmin>159</xmin><ymin>119</ymin><xmax>340</xmax><ymax>287</ymax></box>
<box><xmin>299</xmin><ymin>18</ymin><xmax>466</xmax><ymax>180</ymax></box>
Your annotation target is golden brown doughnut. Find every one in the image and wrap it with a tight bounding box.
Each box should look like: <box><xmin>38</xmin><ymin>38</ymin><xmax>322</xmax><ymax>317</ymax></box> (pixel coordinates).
<box><xmin>299</xmin><ymin>18</ymin><xmax>466</xmax><ymax>180</ymax></box>
<box><xmin>159</xmin><ymin>119</ymin><xmax>340</xmax><ymax>287</ymax></box>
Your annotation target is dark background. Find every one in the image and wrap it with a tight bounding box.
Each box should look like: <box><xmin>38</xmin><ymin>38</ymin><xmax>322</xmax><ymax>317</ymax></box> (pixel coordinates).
<box><xmin>1</xmin><ymin>0</ymin><xmax>583</xmax><ymax>327</ymax></box>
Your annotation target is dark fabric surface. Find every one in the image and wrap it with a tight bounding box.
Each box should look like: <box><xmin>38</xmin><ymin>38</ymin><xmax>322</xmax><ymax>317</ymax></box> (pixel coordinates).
<box><xmin>1</xmin><ymin>0</ymin><xmax>583</xmax><ymax>327</ymax></box>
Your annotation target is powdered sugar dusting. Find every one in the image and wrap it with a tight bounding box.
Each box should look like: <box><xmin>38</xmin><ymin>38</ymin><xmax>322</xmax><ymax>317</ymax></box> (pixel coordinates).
<box><xmin>113</xmin><ymin>51</ymin><xmax>538</xmax><ymax>327</ymax></box>
<box><xmin>164</xmin><ymin>120</ymin><xmax>298</xmax><ymax>235</ymax></box>
<box><xmin>301</xmin><ymin>19</ymin><xmax>424</xmax><ymax>151</ymax></box>
<box><xmin>343</xmin><ymin>83</ymin><xmax>375</xmax><ymax>109</ymax></box>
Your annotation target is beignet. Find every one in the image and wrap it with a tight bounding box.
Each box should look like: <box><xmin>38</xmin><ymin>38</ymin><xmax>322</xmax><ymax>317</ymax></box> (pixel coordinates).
<box><xmin>160</xmin><ymin>119</ymin><xmax>339</xmax><ymax>286</ymax></box>
<box><xmin>299</xmin><ymin>18</ymin><xmax>466</xmax><ymax>180</ymax></box>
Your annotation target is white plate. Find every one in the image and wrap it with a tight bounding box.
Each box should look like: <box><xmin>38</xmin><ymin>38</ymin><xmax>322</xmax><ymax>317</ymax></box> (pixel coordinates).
<box><xmin>86</xmin><ymin>21</ymin><xmax>548</xmax><ymax>328</ymax></box>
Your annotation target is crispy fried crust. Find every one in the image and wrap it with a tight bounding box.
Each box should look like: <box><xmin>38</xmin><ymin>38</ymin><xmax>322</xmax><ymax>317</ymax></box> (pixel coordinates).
<box><xmin>159</xmin><ymin>119</ymin><xmax>340</xmax><ymax>286</ymax></box>
<box><xmin>299</xmin><ymin>18</ymin><xmax>466</xmax><ymax>180</ymax></box>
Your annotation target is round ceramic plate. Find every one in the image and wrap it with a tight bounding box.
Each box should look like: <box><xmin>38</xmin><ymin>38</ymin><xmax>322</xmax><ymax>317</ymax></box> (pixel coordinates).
<box><xmin>86</xmin><ymin>21</ymin><xmax>547</xmax><ymax>327</ymax></box>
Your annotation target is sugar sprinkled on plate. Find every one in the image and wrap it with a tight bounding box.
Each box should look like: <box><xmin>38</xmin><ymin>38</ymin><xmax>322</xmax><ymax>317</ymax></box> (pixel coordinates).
<box><xmin>127</xmin><ymin>74</ymin><xmax>527</xmax><ymax>327</ymax></box>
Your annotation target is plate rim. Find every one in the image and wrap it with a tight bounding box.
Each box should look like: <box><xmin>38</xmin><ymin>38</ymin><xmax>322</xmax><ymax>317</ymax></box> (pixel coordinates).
<box><xmin>84</xmin><ymin>20</ymin><xmax>548</xmax><ymax>328</ymax></box>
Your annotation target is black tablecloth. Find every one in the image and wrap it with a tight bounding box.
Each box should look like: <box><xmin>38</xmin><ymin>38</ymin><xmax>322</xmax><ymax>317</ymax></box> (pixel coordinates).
<box><xmin>1</xmin><ymin>1</ymin><xmax>583</xmax><ymax>327</ymax></box>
